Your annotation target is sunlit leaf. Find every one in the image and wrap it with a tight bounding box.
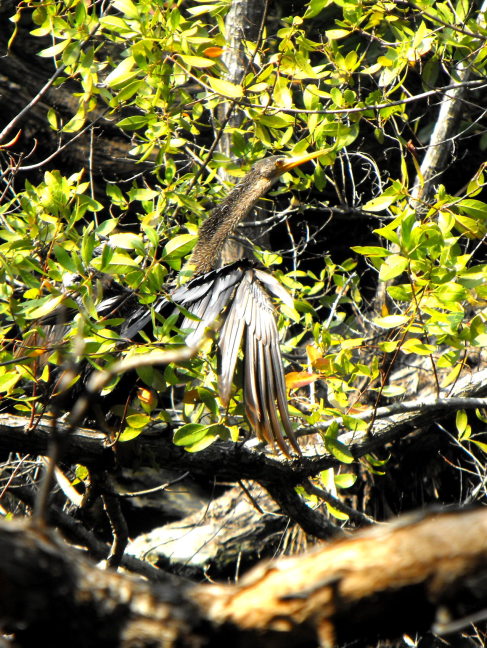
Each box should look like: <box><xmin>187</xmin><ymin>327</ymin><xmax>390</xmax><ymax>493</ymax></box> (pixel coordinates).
<box><xmin>379</xmin><ymin>255</ymin><xmax>408</xmax><ymax>281</ymax></box>
<box><xmin>163</xmin><ymin>234</ymin><xmax>197</xmax><ymax>257</ymax></box>
<box><xmin>373</xmin><ymin>315</ymin><xmax>409</xmax><ymax>329</ymax></box>
<box><xmin>180</xmin><ymin>55</ymin><xmax>216</xmax><ymax>69</ymax></box>
<box><xmin>285</xmin><ymin>371</ymin><xmax>320</xmax><ymax>391</ymax></box>
<box><xmin>207</xmin><ymin>77</ymin><xmax>243</xmax><ymax>98</ymax></box>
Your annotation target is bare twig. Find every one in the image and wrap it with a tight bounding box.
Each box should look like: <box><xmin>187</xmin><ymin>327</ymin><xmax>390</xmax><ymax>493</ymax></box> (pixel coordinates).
<box><xmin>304</xmin><ymin>479</ymin><xmax>374</xmax><ymax>526</ymax></box>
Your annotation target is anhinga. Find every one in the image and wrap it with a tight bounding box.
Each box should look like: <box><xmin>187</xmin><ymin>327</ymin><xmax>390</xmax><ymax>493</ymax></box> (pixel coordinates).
<box><xmin>120</xmin><ymin>151</ymin><xmax>326</xmax><ymax>457</ymax></box>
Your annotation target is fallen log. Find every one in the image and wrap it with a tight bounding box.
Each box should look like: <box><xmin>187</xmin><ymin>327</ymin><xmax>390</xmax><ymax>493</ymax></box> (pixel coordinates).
<box><xmin>0</xmin><ymin>508</ymin><xmax>486</xmax><ymax>647</ymax></box>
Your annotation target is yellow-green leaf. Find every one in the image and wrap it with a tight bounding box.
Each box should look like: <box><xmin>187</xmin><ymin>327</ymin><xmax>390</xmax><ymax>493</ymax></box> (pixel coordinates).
<box><xmin>180</xmin><ymin>55</ymin><xmax>216</xmax><ymax>69</ymax></box>
<box><xmin>400</xmin><ymin>338</ymin><xmax>436</xmax><ymax>355</ymax></box>
<box><xmin>334</xmin><ymin>473</ymin><xmax>357</xmax><ymax>489</ymax></box>
<box><xmin>373</xmin><ymin>315</ymin><xmax>409</xmax><ymax>329</ymax></box>
<box><xmin>363</xmin><ymin>194</ymin><xmax>398</xmax><ymax>212</ymax></box>
<box><xmin>104</xmin><ymin>56</ymin><xmax>137</xmax><ymax>87</ymax></box>
<box><xmin>379</xmin><ymin>254</ymin><xmax>408</xmax><ymax>281</ymax></box>
<box><xmin>326</xmin><ymin>29</ymin><xmax>350</xmax><ymax>40</ymax></box>
<box><xmin>38</xmin><ymin>39</ymin><xmax>71</xmax><ymax>58</ymax></box>
<box><xmin>163</xmin><ymin>233</ymin><xmax>197</xmax><ymax>257</ymax></box>
<box><xmin>207</xmin><ymin>77</ymin><xmax>243</xmax><ymax>98</ymax></box>
<box><xmin>125</xmin><ymin>413</ymin><xmax>150</xmax><ymax>429</ymax></box>
<box><xmin>325</xmin><ymin>437</ymin><xmax>354</xmax><ymax>464</ymax></box>
<box><xmin>25</xmin><ymin>294</ymin><xmax>66</xmax><ymax>319</ymax></box>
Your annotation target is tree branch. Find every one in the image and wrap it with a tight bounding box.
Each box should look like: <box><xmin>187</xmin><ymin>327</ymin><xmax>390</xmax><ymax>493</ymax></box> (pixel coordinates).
<box><xmin>2</xmin><ymin>508</ymin><xmax>487</xmax><ymax>646</ymax></box>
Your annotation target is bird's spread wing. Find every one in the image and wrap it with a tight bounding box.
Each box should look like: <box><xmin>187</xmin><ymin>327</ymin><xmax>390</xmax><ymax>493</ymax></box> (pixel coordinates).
<box><xmin>168</xmin><ymin>262</ymin><xmax>300</xmax><ymax>456</ymax></box>
<box><xmin>120</xmin><ymin>296</ymin><xmax>165</xmax><ymax>339</ymax></box>
<box><xmin>172</xmin><ymin>263</ymin><xmax>245</xmax><ymax>347</ymax></box>
<box><xmin>120</xmin><ymin>262</ymin><xmax>245</xmax><ymax>342</ymax></box>
<box><xmin>117</xmin><ymin>260</ymin><xmax>300</xmax><ymax>457</ymax></box>
<box><xmin>237</xmin><ymin>271</ymin><xmax>300</xmax><ymax>457</ymax></box>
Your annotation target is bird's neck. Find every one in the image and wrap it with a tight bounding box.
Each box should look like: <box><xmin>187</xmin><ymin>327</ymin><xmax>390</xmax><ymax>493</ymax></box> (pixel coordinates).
<box><xmin>190</xmin><ymin>175</ymin><xmax>272</xmax><ymax>275</ymax></box>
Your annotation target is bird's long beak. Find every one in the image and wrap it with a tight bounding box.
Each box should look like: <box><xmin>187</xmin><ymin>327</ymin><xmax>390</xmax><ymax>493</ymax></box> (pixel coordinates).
<box><xmin>277</xmin><ymin>149</ymin><xmax>330</xmax><ymax>174</ymax></box>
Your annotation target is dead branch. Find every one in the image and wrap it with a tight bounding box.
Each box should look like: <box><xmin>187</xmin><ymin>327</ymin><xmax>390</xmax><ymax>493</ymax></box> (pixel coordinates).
<box><xmin>1</xmin><ymin>508</ymin><xmax>486</xmax><ymax>647</ymax></box>
<box><xmin>195</xmin><ymin>507</ymin><xmax>487</xmax><ymax>646</ymax></box>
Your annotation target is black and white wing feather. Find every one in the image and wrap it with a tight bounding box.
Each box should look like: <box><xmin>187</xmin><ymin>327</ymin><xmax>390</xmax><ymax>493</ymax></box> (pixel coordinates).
<box><xmin>117</xmin><ymin>260</ymin><xmax>301</xmax><ymax>457</ymax></box>
<box><xmin>218</xmin><ymin>267</ymin><xmax>300</xmax><ymax>457</ymax></box>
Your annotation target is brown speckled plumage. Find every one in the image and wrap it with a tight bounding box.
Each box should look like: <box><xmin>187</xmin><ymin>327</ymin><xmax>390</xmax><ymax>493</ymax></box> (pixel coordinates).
<box><xmin>190</xmin><ymin>157</ymin><xmax>289</xmax><ymax>274</ymax></box>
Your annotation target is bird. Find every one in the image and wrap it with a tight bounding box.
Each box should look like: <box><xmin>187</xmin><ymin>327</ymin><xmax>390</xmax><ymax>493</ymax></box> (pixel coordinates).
<box><xmin>120</xmin><ymin>151</ymin><xmax>327</xmax><ymax>457</ymax></box>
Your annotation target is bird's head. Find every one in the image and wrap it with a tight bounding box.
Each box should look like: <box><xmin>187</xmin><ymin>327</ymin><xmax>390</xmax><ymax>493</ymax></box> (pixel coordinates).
<box><xmin>246</xmin><ymin>149</ymin><xmax>330</xmax><ymax>182</ymax></box>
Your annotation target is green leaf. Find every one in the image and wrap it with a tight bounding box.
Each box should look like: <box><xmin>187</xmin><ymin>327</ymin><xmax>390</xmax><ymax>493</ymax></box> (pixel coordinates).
<box><xmin>53</xmin><ymin>245</ymin><xmax>77</xmax><ymax>273</ymax></box>
<box><xmin>373</xmin><ymin>315</ymin><xmax>409</xmax><ymax>329</ymax></box>
<box><xmin>47</xmin><ymin>108</ymin><xmax>58</xmax><ymax>130</ymax></box>
<box><xmin>118</xmin><ymin>427</ymin><xmax>144</xmax><ymax>442</ymax></box>
<box><xmin>325</xmin><ymin>501</ymin><xmax>349</xmax><ymax>520</ymax></box>
<box><xmin>112</xmin><ymin>0</ymin><xmax>139</xmax><ymax>18</ymax></box>
<box><xmin>400</xmin><ymin>338</ymin><xmax>436</xmax><ymax>355</ymax></box>
<box><xmin>62</xmin><ymin>113</ymin><xmax>86</xmax><ymax>134</ymax></box>
<box><xmin>305</xmin><ymin>0</ymin><xmax>332</xmax><ymax>19</ymax></box>
<box><xmin>334</xmin><ymin>473</ymin><xmax>356</xmax><ymax>489</ymax></box>
<box><xmin>471</xmin><ymin>439</ymin><xmax>487</xmax><ymax>454</ymax></box>
<box><xmin>379</xmin><ymin>255</ymin><xmax>408</xmax><ymax>281</ymax></box>
<box><xmin>116</xmin><ymin>115</ymin><xmax>149</xmax><ymax>130</ymax></box>
<box><xmin>0</xmin><ymin>371</ymin><xmax>21</xmax><ymax>393</ymax></box>
<box><xmin>38</xmin><ymin>39</ymin><xmax>71</xmax><ymax>58</ymax></box>
<box><xmin>362</xmin><ymin>194</ymin><xmax>398</xmax><ymax>212</ymax></box>
<box><xmin>117</xmin><ymin>80</ymin><xmax>143</xmax><ymax>103</ymax></box>
<box><xmin>185</xmin><ymin>433</ymin><xmax>218</xmax><ymax>452</ymax></box>
<box><xmin>103</xmin><ymin>252</ymin><xmax>139</xmax><ymax>267</ymax></box>
<box><xmin>456</xmin><ymin>409</ymin><xmax>468</xmax><ymax>436</ymax></box>
<box><xmin>125</xmin><ymin>413</ymin><xmax>150</xmax><ymax>429</ymax></box>
<box><xmin>110</xmin><ymin>232</ymin><xmax>144</xmax><ymax>252</ymax></box>
<box><xmin>207</xmin><ymin>77</ymin><xmax>243</xmax><ymax>98</ymax></box>
<box><xmin>433</xmin><ymin>283</ymin><xmax>468</xmax><ymax>305</ymax></box>
<box><xmin>351</xmin><ymin>246</ymin><xmax>390</xmax><ymax>258</ymax></box>
<box><xmin>387</xmin><ymin>284</ymin><xmax>413</xmax><ymax>301</ymax></box>
<box><xmin>104</xmin><ymin>56</ymin><xmax>137</xmax><ymax>88</ymax></box>
<box><xmin>458</xmin><ymin>198</ymin><xmax>487</xmax><ymax>219</ymax></box>
<box><xmin>163</xmin><ymin>234</ymin><xmax>197</xmax><ymax>257</ymax></box>
<box><xmin>259</xmin><ymin>114</ymin><xmax>294</xmax><ymax>128</ymax></box>
<box><xmin>173</xmin><ymin>423</ymin><xmax>209</xmax><ymax>446</ymax></box>
<box><xmin>324</xmin><ymin>432</ymin><xmax>354</xmax><ymax>464</ymax></box>
<box><xmin>456</xmin><ymin>409</ymin><xmax>472</xmax><ymax>442</ymax></box>
<box><xmin>24</xmin><ymin>294</ymin><xmax>66</xmax><ymax>319</ymax></box>
<box><xmin>186</xmin><ymin>4</ymin><xmax>222</xmax><ymax>16</ymax></box>
<box><xmin>326</xmin><ymin>29</ymin><xmax>350</xmax><ymax>40</ymax></box>
<box><xmin>180</xmin><ymin>55</ymin><xmax>216</xmax><ymax>69</ymax></box>
<box><xmin>129</xmin><ymin>188</ymin><xmax>158</xmax><ymax>202</ymax></box>
<box><xmin>81</xmin><ymin>231</ymin><xmax>95</xmax><ymax>267</ymax></box>
<box><xmin>379</xmin><ymin>340</ymin><xmax>399</xmax><ymax>352</ymax></box>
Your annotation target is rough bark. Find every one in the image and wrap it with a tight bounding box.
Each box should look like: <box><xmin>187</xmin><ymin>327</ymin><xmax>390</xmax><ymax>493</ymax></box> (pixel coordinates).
<box><xmin>126</xmin><ymin>481</ymin><xmax>296</xmax><ymax>580</ymax></box>
<box><xmin>217</xmin><ymin>0</ymin><xmax>266</xmax><ymax>158</ymax></box>
<box><xmin>1</xmin><ymin>367</ymin><xmax>486</xmax><ymax>566</ymax></box>
<box><xmin>1</xmin><ymin>508</ymin><xmax>487</xmax><ymax>647</ymax></box>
